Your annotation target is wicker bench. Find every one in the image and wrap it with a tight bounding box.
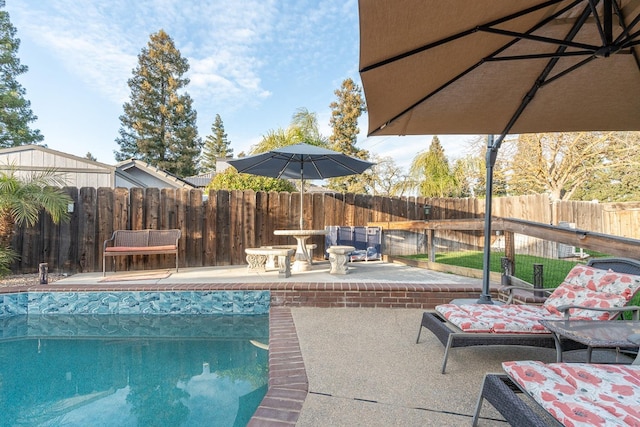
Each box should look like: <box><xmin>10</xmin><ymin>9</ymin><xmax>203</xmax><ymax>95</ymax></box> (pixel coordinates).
<box><xmin>103</xmin><ymin>229</ymin><xmax>181</xmax><ymax>276</ymax></box>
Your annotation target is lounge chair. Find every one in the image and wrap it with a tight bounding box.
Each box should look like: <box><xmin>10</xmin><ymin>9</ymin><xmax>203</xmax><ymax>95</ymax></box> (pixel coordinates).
<box><xmin>416</xmin><ymin>257</ymin><xmax>640</xmax><ymax>373</ymax></box>
<box><xmin>472</xmin><ymin>342</ymin><xmax>640</xmax><ymax>427</ymax></box>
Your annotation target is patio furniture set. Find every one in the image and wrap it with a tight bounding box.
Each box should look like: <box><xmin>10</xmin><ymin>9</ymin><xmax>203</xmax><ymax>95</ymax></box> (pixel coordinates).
<box><xmin>416</xmin><ymin>257</ymin><xmax>640</xmax><ymax>426</ymax></box>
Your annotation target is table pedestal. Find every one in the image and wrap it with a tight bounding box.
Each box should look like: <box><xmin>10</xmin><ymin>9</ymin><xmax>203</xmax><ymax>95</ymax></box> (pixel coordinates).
<box><xmin>293</xmin><ymin>235</ymin><xmax>312</xmax><ymax>272</ymax></box>
<box><xmin>273</xmin><ymin>229</ymin><xmax>328</xmax><ymax>273</ymax></box>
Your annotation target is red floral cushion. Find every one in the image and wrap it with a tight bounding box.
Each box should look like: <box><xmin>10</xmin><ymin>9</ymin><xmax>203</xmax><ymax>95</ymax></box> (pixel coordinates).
<box><xmin>435</xmin><ymin>304</ymin><xmax>563</xmax><ymax>333</ymax></box>
<box><xmin>503</xmin><ymin>361</ymin><xmax>640</xmax><ymax>426</ymax></box>
<box><xmin>544</xmin><ymin>265</ymin><xmax>640</xmax><ymax>320</ymax></box>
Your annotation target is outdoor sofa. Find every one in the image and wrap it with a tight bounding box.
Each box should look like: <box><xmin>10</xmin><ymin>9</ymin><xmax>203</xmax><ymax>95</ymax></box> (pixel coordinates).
<box><xmin>416</xmin><ymin>257</ymin><xmax>640</xmax><ymax>373</ymax></box>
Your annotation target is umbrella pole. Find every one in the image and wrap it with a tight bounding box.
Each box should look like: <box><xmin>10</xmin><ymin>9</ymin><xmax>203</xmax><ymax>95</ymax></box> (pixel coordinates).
<box><xmin>299</xmin><ymin>166</ymin><xmax>304</xmax><ymax>230</ymax></box>
<box><xmin>478</xmin><ymin>135</ymin><xmax>498</xmax><ymax>304</ymax></box>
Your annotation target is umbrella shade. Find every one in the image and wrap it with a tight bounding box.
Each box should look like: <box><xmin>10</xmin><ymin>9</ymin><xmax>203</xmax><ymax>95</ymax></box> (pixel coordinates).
<box><xmin>358</xmin><ymin>0</ymin><xmax>640</xmax><ymax>303</ymax></box>
<box><xmin>227</xmin><ymin>143</ymin><xmax>374</xmax><ymax>180</ymax></box>
<box><xmin>359</xmin><ymin>0</ymin><xmax>640</xmax><ymax>137</ymax></box>
<box><xmin>227</xmin><ymin>143</ymin><xmax>375</xmax><ymax>229</ymax></box>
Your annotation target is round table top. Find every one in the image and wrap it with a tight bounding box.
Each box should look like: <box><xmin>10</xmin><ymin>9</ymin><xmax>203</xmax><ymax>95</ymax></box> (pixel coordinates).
<box><xmin>273</xmin><ymin>229</ymin><xmax>328</xmax><ymax>236</ymax></box>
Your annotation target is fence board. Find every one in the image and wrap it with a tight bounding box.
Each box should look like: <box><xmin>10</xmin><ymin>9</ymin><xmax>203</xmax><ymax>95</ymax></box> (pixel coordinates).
<box><xmin>81</xmin><ymin>187</ymin><xmax>98</xmax><ymax>272</ymax></box>
<box><xmin>189</xmin><ymin>189</ymin><xmax>203</xmax><ymax>267</ymax></box>
<box><xmin>343</xmin><ymin>193</ymin><xmax>355</xmax><ymax>226</ymax></box>
<box><xmin>243</xmin><ymin>190</ymin><xmax>256</xmax><ymax>253</ymax></box>
<box><xmin>58</xmin><ymin>187</ymin><xmax>78</xmax><ymax>273</ymax></box>
<box><xmin>255</xmin><ymin>191</ymin><xmax>268</xmax><ymax>248</ymax></box>
<box><xmin>216</xmin><ymin>190</ymin><xmax>230</xmax><ymax>265</ymax></box>
<box><xmin>204</xmin><ymin>189</ymin><xmax>216</xmax><ymax>265</ymax></box>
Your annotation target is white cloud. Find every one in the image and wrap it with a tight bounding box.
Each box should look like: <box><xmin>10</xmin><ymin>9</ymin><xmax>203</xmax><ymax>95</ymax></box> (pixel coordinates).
<box><xmin>10</xmin><ymin>0</ymin><xmax>278</xmax><ymax>109</ymax></box>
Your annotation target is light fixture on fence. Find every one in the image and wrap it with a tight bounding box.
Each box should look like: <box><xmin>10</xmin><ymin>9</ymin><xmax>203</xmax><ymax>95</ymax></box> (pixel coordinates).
<box><xmin>423</xmin><ymin>204</ymin><xmax>432</xmax><ymax>218</ymax></box>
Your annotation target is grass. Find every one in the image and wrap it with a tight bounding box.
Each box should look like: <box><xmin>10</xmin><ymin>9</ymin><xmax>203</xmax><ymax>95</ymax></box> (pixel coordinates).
<box><xmin>404</xmin><ymin>250</ymin><xmax>580</xmax><ymax>288</ymax></box>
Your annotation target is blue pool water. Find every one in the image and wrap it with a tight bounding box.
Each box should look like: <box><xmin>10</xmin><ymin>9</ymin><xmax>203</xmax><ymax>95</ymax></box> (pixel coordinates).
<box><xmin>0</xmin><ymin>314</ymin><xmax>269</xmax><ymax>427</ymax></box>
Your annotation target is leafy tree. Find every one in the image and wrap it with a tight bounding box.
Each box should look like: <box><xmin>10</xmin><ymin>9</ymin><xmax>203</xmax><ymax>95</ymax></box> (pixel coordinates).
<box><xmin>207</xmin><ymin>167</ymin><xmax>295</xmax><ymax>192</ymax></box>
<box><xmin>115</xmin><ymin>29</ymin><xmax>201</xmax><ymax>177</ymax></box>
<box><xmin>0</xmin><ymin>0</ymin><xmax>43</xmax><ymax>147</ymax></box>
<box><xmin>250</xmin><ymin>108</ymin><xmax>326</xmax><ymax>154</ymax></box>
<box><xmin>456</xmin><ymin>135</ymin><xmax>510</xmax><ymax>198</ymax></box>
<box><xmin>242</xmin><ymin>108</ymin><xmax>327</xmax><ymax>193</ymax></box>
<box><xmin>0</xmin><ymin>166</ymin><xmax>71</xmax><ymax>274</ymax></box>
<box><xmin>85</xmin><ymin>152</ymin><xmax>97</xmax><ymax>162</ymax></box>
<box><xmin>201</xmin><ymin>113</ymin><xmax>232</xmax><ymax>172</ymax></box>
<box><xmin>327</xmin><ymin>78</ymin><xmax>369</xmax><ymax>193</ymax></box>
<box><xmin>507</xmin><ymin>132</ymin><xmax>637</xmax><ymax>201</ymax></box>
<box><xmin>409</xmin><ymin>136</ymin><xmax>460</xmax><ymax>197</ymax></box>
<box><xmin>369</xmin><ymin>155</ymin><xmax>411</xmax><ymax>196</ymax></box>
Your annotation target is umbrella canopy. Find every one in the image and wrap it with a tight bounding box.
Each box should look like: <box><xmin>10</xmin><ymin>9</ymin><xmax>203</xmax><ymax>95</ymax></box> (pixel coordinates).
<box><xmin>359</xmin><ymin>0</ymin><xmax>640</xmax><ymax>302</ymax></box>
<box><xmin>227</xmin><ymin>143</ymin><xmax>375</xmax><ymax>229</ymax></box>
<box><xmin>359</xmin><ymin>0</ymin><xmax>640</xmax><ymax>137</ymax></box>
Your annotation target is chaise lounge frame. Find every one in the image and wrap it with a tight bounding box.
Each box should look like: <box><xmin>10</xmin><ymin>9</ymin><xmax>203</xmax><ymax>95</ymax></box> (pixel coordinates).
<box><xmin>416</xmin><ymin>257</ymin><xmax>640</xmax><ymax>373</ymax></box>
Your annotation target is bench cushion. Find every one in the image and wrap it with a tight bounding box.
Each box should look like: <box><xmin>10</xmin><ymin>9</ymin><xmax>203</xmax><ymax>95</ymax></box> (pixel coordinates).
<box><xmin>105</xmin><ymin>245</ymin><xmax>177</xmax><ymax>252</ymax></box>
<box><xmin>503</xmin><ymin>361</ymin><xmax>640</xmax><ymax>426</ymax></box>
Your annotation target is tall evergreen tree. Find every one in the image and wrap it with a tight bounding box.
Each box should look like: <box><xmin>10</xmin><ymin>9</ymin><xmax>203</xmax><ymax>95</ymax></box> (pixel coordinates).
<box><xmin>328</xmin><ymin>78</ymin><xmax>367</xmax><ymax>158</ymax></box>
<box><xmin>327</xmin><ymin>78</ymin><xmax>369</xmax><ymax>193</ymax></box>
<box><xmin>201</xmin><ymin>114</ymin><xmax>232</xmax><ymax>172</ymax></box>
<box><xmin>115</xmin><ymin>29</ymin><xmax>201</xmax><ymax>177</ymax></box>
<box><xmin>0</xmin><ymin>0</ymin><xmax>43</xmax><ymax>147</ymax></box>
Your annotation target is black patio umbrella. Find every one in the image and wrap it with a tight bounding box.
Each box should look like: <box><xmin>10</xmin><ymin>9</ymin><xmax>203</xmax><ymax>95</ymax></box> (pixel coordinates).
<box><xmin>359</xmin><ymin>0</ymin><xmax>640</xmax><ymax>302</ymax></box>
<box><xmin>227</xmin><ymin>143</ymin><xmax>375</xmax><ymax>229</ymax></box>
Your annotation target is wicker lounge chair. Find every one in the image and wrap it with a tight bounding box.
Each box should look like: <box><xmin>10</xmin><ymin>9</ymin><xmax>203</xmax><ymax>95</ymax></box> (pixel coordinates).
<box><xmin>416</xmin><ymin>257</ymin><xmax>640</xmax><ymax>373</ymax></box>
<box><xmin>472</xmin><ymin>346</ymin><xmax>640</xmax><ymax>427</ymax></box>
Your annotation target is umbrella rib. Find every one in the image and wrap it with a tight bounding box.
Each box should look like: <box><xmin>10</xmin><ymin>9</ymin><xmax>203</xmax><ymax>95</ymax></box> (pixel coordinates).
<box><xmin>479</xmin><ymin>27</ymin><xmax>599</xmax><ymax>51</ymax></box>
<box><xmin>493</xmin><ymin>2</ymin><xmax>595</xmax><ymax>150</ymax></box>
<box><xmin>612</xmin><ymin>3</ymin><xmax>640</xmax><ymax>71</ymax></box>
<box><xmin>368</xmin><ymin>0</ymin><xmax>583</xmax><ymax>135</ymax></box>
<box><xmin>360</xmin><ymin>0</ymin><xmax>567</xmax><ymax>73</ymax></box>
<box><xmin>485</xmin><ymin>50</ymin><xmax>597</xmax><ymax>61</ymax></box>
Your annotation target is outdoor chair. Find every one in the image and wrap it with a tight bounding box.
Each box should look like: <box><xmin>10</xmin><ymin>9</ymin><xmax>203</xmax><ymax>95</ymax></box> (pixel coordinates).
<box><xmin>472</xmin><ymin>345</ymin><xmax>640</xmax><ymax>427</ymax></box>
<box><xmin>416</xmin><ymin>257</ymin><xmax>640</xmax><ymax>373</ymax></box>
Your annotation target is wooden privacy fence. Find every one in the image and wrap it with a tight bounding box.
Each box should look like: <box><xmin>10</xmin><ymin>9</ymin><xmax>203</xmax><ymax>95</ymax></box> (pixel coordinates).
<box><xmin>10</xmin><ymin>189</ymin><xmax>640</xmax><ymax>274</ymax></box>
<box><xmin>11</xmin><ymin>188</ymin><xmax>431</xmax><ymax>274</ymax></box>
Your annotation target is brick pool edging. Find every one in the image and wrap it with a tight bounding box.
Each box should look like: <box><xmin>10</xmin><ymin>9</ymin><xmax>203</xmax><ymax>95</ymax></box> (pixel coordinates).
<box><xmin>248</xmin><ymin>307</ymin><xmax>307</xmax><ymax>426</ymax></box>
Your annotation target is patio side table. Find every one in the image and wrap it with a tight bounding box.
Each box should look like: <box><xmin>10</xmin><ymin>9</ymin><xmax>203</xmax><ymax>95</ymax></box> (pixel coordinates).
<box><xmin>540</xmin><ymin>319</ymin><xmax>640</xmax><ymax>363</ymax></box>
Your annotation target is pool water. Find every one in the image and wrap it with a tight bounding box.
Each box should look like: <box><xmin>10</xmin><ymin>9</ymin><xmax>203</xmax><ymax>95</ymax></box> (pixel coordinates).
<box><xmin>0</xmin><ymin>314</ymin><xmax>269</xmax><ymax>427</ymax></box>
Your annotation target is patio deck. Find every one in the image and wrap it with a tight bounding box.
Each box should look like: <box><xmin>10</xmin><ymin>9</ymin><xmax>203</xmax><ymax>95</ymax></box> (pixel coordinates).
<box><xmin>3</xmin><ymin>261</ymin><xmax>631</xmax><ymax>426</ymax></box>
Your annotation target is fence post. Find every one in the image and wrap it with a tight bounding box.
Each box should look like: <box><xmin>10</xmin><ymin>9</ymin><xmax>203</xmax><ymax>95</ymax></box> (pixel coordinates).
<box><xmin>503</xmin><ymin>230</ymin><xmax>515</xmax><ymax>275</ymax></box>
<box><xmin>427</xmin><ymin>229</ymin><xmax>435</xmax><ymax>262</ymax></box>
<box><xmin>533</xmin><ymin>263</ymin><xmax>544</xmax><ymax>297</ymax></box>
<box><xmin>39</xmin><ymin>263</ymin><xmax>48</xmax><ymax>284</ymax></box>
<box><xmin>500</xmin><ymin>257</ymin><xmax>512</xmax><ymax>287</ymax></box>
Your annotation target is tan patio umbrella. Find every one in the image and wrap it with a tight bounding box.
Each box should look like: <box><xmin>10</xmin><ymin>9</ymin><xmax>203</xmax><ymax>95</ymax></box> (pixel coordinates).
<box><xmin>359</xmin><ymin>0</ymin><xmax>640</xmax><ymax>302</ymax></box>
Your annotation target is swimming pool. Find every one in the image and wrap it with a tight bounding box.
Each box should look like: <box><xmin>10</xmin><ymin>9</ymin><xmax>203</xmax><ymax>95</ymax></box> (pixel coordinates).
<box><xmin>0</xmin><ymin>313</ymin><xmax>269</xmax><ymax>426</ymax></box>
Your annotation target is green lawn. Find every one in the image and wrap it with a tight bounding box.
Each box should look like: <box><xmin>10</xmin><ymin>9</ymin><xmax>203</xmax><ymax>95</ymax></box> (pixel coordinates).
<box><xmin>404</xmin><ymin>251</ymin><xmax>582</xmax><ymax>288</ymax></box>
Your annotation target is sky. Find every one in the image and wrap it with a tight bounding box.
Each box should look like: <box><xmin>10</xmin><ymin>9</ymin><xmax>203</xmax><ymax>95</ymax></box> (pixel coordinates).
<box><xmin>5</xmin><ymin>0</ymin><xmax>478</xmax><ymax>172</ymax></box>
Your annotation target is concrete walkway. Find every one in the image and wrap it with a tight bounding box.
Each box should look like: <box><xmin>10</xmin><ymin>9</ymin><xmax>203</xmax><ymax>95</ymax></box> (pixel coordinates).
<box><xmin>291</xmin><ymin>307</ymin><xmax>633</xmax><ymax>426</ymax></box>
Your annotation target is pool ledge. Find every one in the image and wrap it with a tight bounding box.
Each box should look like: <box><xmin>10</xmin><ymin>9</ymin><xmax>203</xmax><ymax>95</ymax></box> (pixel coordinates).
<box><xmin>249</xmin><ymin>307</ymin><xmax>307</xmax><ymax>426</ymax></box>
